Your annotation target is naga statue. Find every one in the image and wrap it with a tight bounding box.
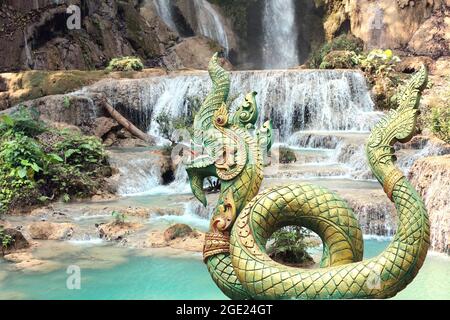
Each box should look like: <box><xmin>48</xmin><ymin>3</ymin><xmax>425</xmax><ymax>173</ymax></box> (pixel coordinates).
<box><xmin>185</xmin><ymin>53</ymin><xmax>430</xmax><ymax>299</ymax></box>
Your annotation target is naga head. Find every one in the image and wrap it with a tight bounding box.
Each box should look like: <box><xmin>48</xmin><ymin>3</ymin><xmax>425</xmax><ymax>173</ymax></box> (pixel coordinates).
<box><xmin>185</xmin><ymin>54</ymin><xmax>272</xmax><ymax>222</ymax></box>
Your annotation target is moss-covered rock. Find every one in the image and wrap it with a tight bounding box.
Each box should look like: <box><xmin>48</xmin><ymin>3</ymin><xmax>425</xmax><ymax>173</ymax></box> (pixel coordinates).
<box><xmin>308</xmin><ymin>34</ymin><xmax>364</xmax><ymax>68</ymax></box>
<box><xmin>320</xmin><ymin>50</ymin><xmax>357</xmax><ymax>69</ymax></box>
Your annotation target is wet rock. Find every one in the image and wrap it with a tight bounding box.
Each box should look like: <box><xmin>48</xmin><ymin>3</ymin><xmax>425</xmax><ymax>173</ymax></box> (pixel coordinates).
<box><xmin>146</xmin><ymin>228</ymin><xmax>205</xmax><ymax>252</ymax></box>
<box><xmin>3</xmin><ymin>252</ymin><xmax>60</xmax><ymax>272</ymax></box>
<box><xmin>163</xmin><ymin>224</ymin><xmax>193</xmax><ymax>241</ymax></box>
<box><xmin>395</xmin><ymin>56</ymin><xmax>436</xmax><ymax>74</ymax></box>
<box><xmin>1</xmin><ymin>228</ymin><xmax>30</xmax><ymax>255</ymax></box>
<box><xmin>0</xmin><ymin>0</ymin><xmax>175</xmax><ymax>72</ymax></box>
<box><xmin>124</xmin><ymin>207</ymin><xmax>152</xmax><ymax>219</ymax></box>
<box><xmin>93</xmin><ymin>117</ymin><xmax>119</xmax><ymax>139</ymax></box>
<box><xmin>164</xmin><ymin>36</ymin><xmax>233</xmax><ymax>70</ymax></box>
<box><xmin>321</xmin><ymin>0</ymin><xmax>443</xmax><ymax>52</ymax></box>
<box><xmin>21</xmin><ymin>94</ymin><xmax>102</xmax><ymax>135</ymax></box>
<box><xmin>97</xmin><ymin>222</ymin><xmax>143</xmax><ymax>241</ymax></box>
<box><xmin>27</xmin><ymin>221</ymin><xmax>75</xmax><ymax>240</ymax></box>
<box><xmin>113</xmin><ymin>138</ymin><xmax>151</xmax><ymax>148</ymax></box>
<box><xmin>409</xmin><ymin>155</ymin><xmax>450</xmax><ymax>253</ymax></box>
<box><xmin>407</xmin><ymin>7</ymin><xmax>450</xmax><ymax>58</ymax></box>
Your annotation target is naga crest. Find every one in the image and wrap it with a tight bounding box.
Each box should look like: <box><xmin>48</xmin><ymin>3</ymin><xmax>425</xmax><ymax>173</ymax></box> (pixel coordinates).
<box><xmin>185</xmin><ymin>53</ymin><xmax>272</xmax><ymax>210</ymax></box>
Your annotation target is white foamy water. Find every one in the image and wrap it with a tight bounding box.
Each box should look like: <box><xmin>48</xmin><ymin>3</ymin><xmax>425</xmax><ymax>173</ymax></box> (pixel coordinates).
<box><xmin>88</xmin><ymin>69</ymin><xmax>377</xmax><ymax>141</ymax></box>
<box><xmin>193</xmin><ymin>0</ymin><xmax>229</xmax><ymax>54</ymax></box>
<box><xmin>152</xmin><ymin>0</ymin><xmax>180</xmax><ymax>34</ymax></box>
<box><xmin>150</xmin><ymin>202</ymin><xmax>210</xmax><ymax>231</ymax></box>
<box><xmin>262</xmin><ymin>0</ymin><xmax>298</xmax><ymax>69</ymax></box>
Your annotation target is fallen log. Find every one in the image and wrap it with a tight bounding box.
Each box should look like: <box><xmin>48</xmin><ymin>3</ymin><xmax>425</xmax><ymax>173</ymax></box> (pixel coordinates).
<box><xmin>100</xmin><ymin>97</ymin><xmax>156</xmax><ymax>145</ymax></box>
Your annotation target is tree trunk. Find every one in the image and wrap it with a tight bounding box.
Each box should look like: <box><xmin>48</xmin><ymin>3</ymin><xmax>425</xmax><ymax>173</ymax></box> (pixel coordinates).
<box><xmin>100</xmin><ymin>98</ymin><xmax>156</xmax><ymax>145</ymax></box>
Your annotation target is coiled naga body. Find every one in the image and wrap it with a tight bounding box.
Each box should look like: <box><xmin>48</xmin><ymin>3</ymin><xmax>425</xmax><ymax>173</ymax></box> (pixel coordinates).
<box><xmin>185</xmin><ymin>53</ymin><xmax>430</xmax><ymax>299</ymax></box>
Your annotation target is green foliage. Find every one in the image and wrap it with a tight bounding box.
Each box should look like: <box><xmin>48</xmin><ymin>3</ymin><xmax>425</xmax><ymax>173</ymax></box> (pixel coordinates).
<box><xmin>54</xmin><ymin>133</ymin><xmax>107</xmax><ymax>171</ymax></box>
<box><xmin>425</xmin><ymin>90</ymin><xmax>450</xmax><ymax>143</ymax></box>
<box><xmin>106</xmin><ymin>56</ymin><xmax>144</xmax><ymax>72</ymax></box>
<box><xmin>112</xmin><ymin>211</ymin><xmax>126</xmax><ymax>224</ymax></box>
<box><xmin>0</xmin><ymin>106</ymin><xmax>47</xmax><ymax>137</ymax></box>
<box><xmin>279</xmin><ymin>147</ymin><xmax>297</xmax><ymax>164</ymax></box>
<box><xmin>63</xmin><ymin>96</ymin><xmax>71</xmax><ymax>109</ymax></box>
<box><xmin>155</xmin><ymin>96</ymin><xmax>202</xmax><ymax>143</ymax></box>
<box><xmin>353</xmin><ymin>49</ymin><xmax>401</xmax><ymax>80</ymax></box>
<box><xmin>0</xmin><ymin>227</ymin><xmax>14</xmax><ymax>248</ymax></box>
<box><xmin>319</xmin><ymin>50</ymin><xmax>358</xmax><ymax>70</ymax></box>
<box><xmin>0</xmin><ymin>108</ymin><xmax>109</xmax><ymax>214</ymax></box>
<box><xmin>309</xmin><ymin>34</ymin><xmax>364</xmax><ymax>68</ymax></box>
<box><xmin>267</xmin><ymin>226</ymin><xmax>314</xmax><ymax>265</ymax></box>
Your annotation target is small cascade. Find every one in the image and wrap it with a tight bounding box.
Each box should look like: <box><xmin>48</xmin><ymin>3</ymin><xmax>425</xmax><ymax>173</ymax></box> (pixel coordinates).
<box><xmin>87</xmin><ymin>69</ymin><xmax>377</xmax><ymax>142</ymax></box>
<box><xmin>108</xmin><ymin>150</ymin><xmax>164</xmax><ymax>196</ymax></box>
<box><xmin>107</xmin><ymin>148</ymin><xmax>190</xmax><ymax>196</ymax></box>
<box><xmin>262</xmin><ymin>0</ymin><xmax>299</xmax><ymax>69</ymax></box>
<box><xmin>152</xmin><ymin>0</ymin><xmax>180</xmax><ymax>34</ymax></box>
<box><xmin>23</xmin><ymin>31</ymin><xmax>34</xmax><ymax>69</ymax></box>
<box><xmin>354</xmin><ymin>202</ymin><xmax>397</xmax><ymax>237</ymax></box>
<box><xmin>192</xmin><ymin>0</ymin><xmax>229</xmax><ymax>54</ymax></box>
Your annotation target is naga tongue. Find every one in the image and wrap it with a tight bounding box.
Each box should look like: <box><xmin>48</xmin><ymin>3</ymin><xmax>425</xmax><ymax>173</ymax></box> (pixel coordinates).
<box><xmin>187</xmin><ymin>171</ymin><xmax>207</xmax><ymax>207</ymax></box>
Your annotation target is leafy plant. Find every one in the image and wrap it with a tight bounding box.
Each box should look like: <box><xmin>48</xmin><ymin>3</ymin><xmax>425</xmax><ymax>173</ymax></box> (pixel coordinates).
<box><xmin>267</xmin><ymin>226</ymin><xmax>314</xmax><ymax>265</ymax></box>
<box><xmin>0</xmin><ymin>227</ymin><xmax>14</xmax><ymax>249</ymax></box>
<box><xmin>112</xmin><ymin>211</ymin><xmax>126</xmax><ymax>224</ymax></box>
<box><xmin>424</xmin><ymin>90</ymin><xmax>450</xmax><ymax>143</ymax></box>
<box><xmin>0</xmin><ymin>106</ymin><xmax>46</xmax><ymax>137</ymax></box>
<box><xmin>106</xmin><ymin>56</ymin><xmax>144</xmax><ymax>72</ymax></box>
<box><xmin>309</xmin><ymin>34</ymin><xmax>364</xmax><ymax>68</ymax></box>
<box><xmin>155</xmin><ymin>96</ymin><xmax>202</xmax><ymax>143</ymax></box>
<box><xmin>63</xmin><ymin>96</ymin><xmax>71</xmax><ymax>109</ymax></box>
<box><xmin>0</xmin><ymin>108</ymin><xmax>110</xmax><ymax>214</ymax></box>
<box><xmin>353</xmin><ymin>49</ymin><xmax>401</xmax><ymax>79</ymax></box>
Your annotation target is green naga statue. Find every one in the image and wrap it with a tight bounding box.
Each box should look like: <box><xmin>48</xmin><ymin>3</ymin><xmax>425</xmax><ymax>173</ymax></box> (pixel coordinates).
<box><xmin>185</xmin><ymin>53</ymin><xmax>430</xmax><ymax>300</ymax></box>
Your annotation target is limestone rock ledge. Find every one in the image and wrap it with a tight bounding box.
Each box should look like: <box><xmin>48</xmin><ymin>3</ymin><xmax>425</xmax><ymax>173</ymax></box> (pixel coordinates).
<box><xmin>409</xmin><ymin>154</ymin><xmax>450</xmax><ymax>254</ymax></box>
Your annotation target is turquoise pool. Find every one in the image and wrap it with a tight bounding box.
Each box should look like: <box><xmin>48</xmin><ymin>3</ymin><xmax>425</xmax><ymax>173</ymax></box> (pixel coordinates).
<box><xmin>0</xmin><ymin>240</ymin><xmax>448</xmax><ymax>300</ymax></box>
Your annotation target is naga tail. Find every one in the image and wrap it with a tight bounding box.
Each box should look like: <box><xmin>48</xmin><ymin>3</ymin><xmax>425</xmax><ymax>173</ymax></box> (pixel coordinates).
<box><xmin>228</xmin><ymin>65</ymin><xmax>430</xmax><ymax>300</ymax></box>
<box><xmin>364</xmin><ymin>64</ymin><xmax>430</xmax><ymax>298</ymax></box>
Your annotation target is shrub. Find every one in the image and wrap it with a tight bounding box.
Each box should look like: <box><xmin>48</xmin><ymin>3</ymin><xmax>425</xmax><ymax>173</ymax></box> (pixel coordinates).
<box><xmin>155</xmin><ymin>96</ymin><xmax>202</xmax><ymax>143</ymax></box>
<box><xmin>353</xmin><ymin>49</ymin><xmax>401</xmax><ymax>81</ymax></box>
<box><xmin>0</xmin><ymin>106</ymin><xmax>46</xmax><ymax>137</ymax></box>
<box><xmin>308</xmin><ymin>34</ymin><xmax>364</xmax><ymax>68</ymax></box>
<box><xmin>106</xmin><ymin>56</ymin><xmax>144</xmax><ymax>72</ymax></box>
<box><xmin>0</xmin><ymin>227</ymin><xmax>14</xmax><ymax>249</ymax></box>
<box><xmin>424</xmin><ymin>90</ymin><xmax>450</xmax><ymax>143</ymax></box>
<box><xmin>319</xmin><ymin>50</ymin><xmax>358</xmax><ymax>69</ymax></box>
<box><xmin>267</xmin><ymin>226</ymin><xmax>314</xmax><ymax>265</ymax></box>
<box><xmin>0</xmin><ymin>109</ymin><xmax>110</xmax><ymax>214</ymax></box>
<box><xmin>112</xmin><ymin>211</ymin><xmax>126</xmax><ymax>224</ymax></box>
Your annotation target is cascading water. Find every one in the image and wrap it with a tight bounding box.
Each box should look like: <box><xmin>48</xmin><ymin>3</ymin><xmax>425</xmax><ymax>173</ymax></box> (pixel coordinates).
<box><xmin>84</xmin><ymin>69</ymin><xmax>437</xmax><ymax>240</ymax></box>
<box><xmin>262</xmin><ymin>0</ymin><xmax>299</xmax><ymax>69</ymax></box>
<box><xmin>192</xmin><ymin>0</ymin><xmax>229</xmax><ymax>54</ymax></box>
<box><xmin>88</xmin><ymin>69</ymin><xmax>378</xmax><ymax>142</ymax></box>
<box><xmin>24</xmin><ymin>31</ymin><xmax>33</xmax><ymax>68</ymax></box>
<box><xmin>152</xmin><ymin>0</ymin><xmax>180</xmax><ymax>34</ymax></box>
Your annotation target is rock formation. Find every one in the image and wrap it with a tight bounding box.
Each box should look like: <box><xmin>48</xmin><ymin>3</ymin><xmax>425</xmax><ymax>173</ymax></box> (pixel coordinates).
<box><xmin>409</xmin><ymin>155</ymin><xmax>450</xmax><ymax>253</ymax></box>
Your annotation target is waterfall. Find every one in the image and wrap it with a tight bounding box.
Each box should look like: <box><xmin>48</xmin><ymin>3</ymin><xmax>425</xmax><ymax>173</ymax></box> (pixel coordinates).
<box><xmin>23</xmin><ymin>31</ymin><xmax>33</xmax><ymax>69</ymax></box>
<box><xmin>152</xmin><ymin>0</ymin><xmax>180</xmax><ymax>34</ymax></box>
<box><xmin>87</xmin><ymin>69</ymin><xmax>378</xmax><ymax>142</ymax></box>
<box><xmin>262</xmin><ymin>0</ymin><xmax>299</xmax><ymax>69</ymax></box>
<box><xmin>192</xmin><ymin>0</ymin><xmax>229</xmax><ymax>54</ymax></box>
